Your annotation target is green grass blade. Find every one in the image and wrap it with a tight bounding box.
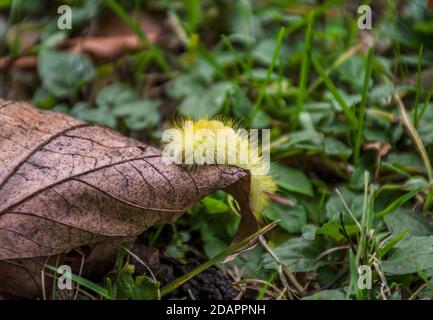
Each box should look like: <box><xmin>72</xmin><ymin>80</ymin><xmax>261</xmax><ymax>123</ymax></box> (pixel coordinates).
<box><xmin>105</xmin><ymin>0</ymin><xmax>171</xmax><ymax>73</ymax></box>
<box><xmin>416</xmin><ymin>81</ymin><xmax>433</xmax><ymax>123</ymax></box>
<box><xmin>356</xmin><ymin>171</ymin><xmax>370</xmax><ymax>266</ymax></box>
<box><xmin>354</xmin><ymin>47</ymin><xmax>374</xmax><ymax>166</ymax></box>
<box><xmin>250</xmin><ymin>26</ymin><xmax>286</xmax><ymax>122</ymax></box>
<box><xmin>197</xmin><ymin>44</ymin><xmax>228</xmax><ymax>80</ymax></box>
<box><xmin>378</xmin><ymin>228</ymin><xmax>410</xmax><ymax>258</ymax></box>
<box><xmin>45</xmin><ymin>265</ymin><xmax>111</xmax><ymax>299</ymax></box>
<box><xmin>375</xmin><ymin>188</ymin><xmax>422</xmax><ymax>218</ymax></box>
<box><xmin>221</xmin><ymin>35</ymin><xmax>253</xmax><ymax>79</ymax></box>
<box><xmin>394</xmin><ymin>93</ymin><xmax>433</xmax><ymax>181</ymax></box>
<box><xmin>312</xmin><ymin>56</ymin><xmax>359</xmax><ymax>129</ymax></box>
<box><xmin>185</xmin><ymin>0</ymin><xmax>201</xmax><ymax>34</ymax></box>
<box><xmin>293</xmin><ymin>11</ymin><xmax>315</xmax><ymax>128</ymax></box>
<box><xmin>347</xmin><ymin>249</ymin><xmax>363</xmax><ymax>300</ymax></box>
<box><xmin>256</xmin><ymin>270</ymin><xmax>277</xmax><ymax>300</ymax></box>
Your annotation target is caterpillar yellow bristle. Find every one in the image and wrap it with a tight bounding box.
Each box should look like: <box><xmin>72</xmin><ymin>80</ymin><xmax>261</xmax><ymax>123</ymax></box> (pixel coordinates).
<box><xmin>162</xmin><ymin>117</ymin><xmax>277</xmax><ymax>220</ymax></box>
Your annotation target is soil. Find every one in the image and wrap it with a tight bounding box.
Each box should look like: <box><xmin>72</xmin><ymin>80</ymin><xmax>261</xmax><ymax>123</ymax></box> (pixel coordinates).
<box><xmin>130</xmin><ymin>244</ymin><xmax>238</xmax><ymax>300</ymax></box>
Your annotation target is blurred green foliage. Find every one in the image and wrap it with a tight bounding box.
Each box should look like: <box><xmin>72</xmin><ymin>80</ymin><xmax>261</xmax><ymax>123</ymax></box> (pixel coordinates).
<box><xmin>2</xmin><ymin>0</ymin><xmax>433</xmax><ymax>300</ymax></box>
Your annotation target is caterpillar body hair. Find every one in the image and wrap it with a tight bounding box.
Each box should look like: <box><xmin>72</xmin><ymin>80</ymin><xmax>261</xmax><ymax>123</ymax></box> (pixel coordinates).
<box><xmin>163</xmin><ymin>118</ymin><xmax>277</xmax><ymax>219</ymax></box>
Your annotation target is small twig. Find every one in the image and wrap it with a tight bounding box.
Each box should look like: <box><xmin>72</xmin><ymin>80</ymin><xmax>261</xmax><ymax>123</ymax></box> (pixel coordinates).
<box><xmin>393</xmin><ymin>92</ymin><xmax>433</xmax><ymax>180</ymax></box>
<box><xmin>372</xmin><ymin>260</ymin><xmax>390</xmax><ymax>300</ymax></box>
<box><xmin>41</xmin><ymin>269</ymin><xmax>47</xmax><ymax>301</ymax></box>
<box><xmin>40</xmin><ymin>256</ymin><xmax>51</xmax><ymax>300</ymax></box>
<box><xmin>73</xmin><ymin>248</ymin><xmax>86</xmax><ymax>300</ymax></box>
<box><xmin>234</xmin><ymin>288</ymin><xmax>246</xmax><ymax>300</ymax></box>
<box><xmin>315</xmin><ymin>245</ymin><xmax>351</xmax><ymax>261</ymax></box>
<box><xmin>259</xmin><ymin>235</ymin><xmax>304</xmax><ymax>296</ymax></box>
<box><xmin>339</xmin><ymin>212</ymin><xmax>357</xmax><ymax>253</ymax></box>
<box><xmin>276</xmin><ymin>287</ymin><xmax>288</xmax><ymax>300</ymax></box>
<box><xmin>409</xmin><ymin>283</ymin><xmax>428</xmax><ymax>300</ymax></box>
<box><xmin>277</xmin><ymin>265</ymin><xmax>293</xmax><ymax>300</ymax></box>
<box><xmin>336</xmin><ymin>189</ymin><xmax>362</xmax><ymax>231</ymax></box>
<box><xmin>234</xmin><ymin>278</ymin><xmax>285</xmax><ymax>297</ymax></box>
<box><xmin>121</xmin><ymin>245</ymin><xmax>161</xmax><ymax>300</ymax></box>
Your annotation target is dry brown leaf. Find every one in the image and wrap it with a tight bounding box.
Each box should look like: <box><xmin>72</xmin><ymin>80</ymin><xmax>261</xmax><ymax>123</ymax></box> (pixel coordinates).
<box><xmin>64</xmin><ymin>35</ymin><xmax>143</xmax><ymax>59</ymax></box>
<box><xmin>63</xmin><ymin>12</ymin><xmax>162</xmax><ymax>58</ymax></box>
<box><xmin>0</xmin><ymin>100</ymin><xmax>258</xmax><ymax>298</ymax></box>
<box><xmin>0</xmin><ymin>12</ymin><xmax>163</xmax><ymax>70</ymax></box>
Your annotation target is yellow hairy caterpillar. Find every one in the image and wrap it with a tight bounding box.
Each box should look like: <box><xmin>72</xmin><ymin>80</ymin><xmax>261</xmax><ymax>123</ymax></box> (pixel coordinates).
<box><xmin>163</xmin><ymin>118</ymin><xmax>277</xmax><ymax>219</ymax></box>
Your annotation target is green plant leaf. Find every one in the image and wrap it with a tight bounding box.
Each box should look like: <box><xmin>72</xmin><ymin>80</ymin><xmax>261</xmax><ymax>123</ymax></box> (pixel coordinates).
<box><xmin>113</xmin><ymin>100</ymin><xmax>160</xmax><ymax>130</ymax></box>
<box><xmin>96</xmin><ymin>84</ymin><xmax>137</xmax><ymax>109</ymax></box>
<box><xmin>383</xmin><ymin>236</ymin><xmax>433</xmax><ymax>276</ymax></box>
<box><xmin>325</xmin><ymin>187</ymin><xmax>364</xmax><ymax>220</ymax></box>
<box><xmin>262</xmin><ymin>237</ymin><xmax>327</xmax><ymax>272</ymax></box>
<box><xmin>168</xmin><ymin>74</ymin><xmax>204</xmax><ymax>99</ymax></box>
<box><xmin>375</xmin><ymin>188</ymin><xmax>422</xmax><ymax>218</ymax></box>
<box><xmin>179</xmin><ymin>82</ymin><xmax>235</xmax><ymax>118</ymax></box>
<box><xmin>417</xmin><ymin>103</ymin><xmax>433</xmax><ymax>146</ymax></box>
<box><xmin>324</xmin><ymin>137</ymin><xmax>352</xmax><ymax>159</ymax></box>
<box><xmin>378</xmin><ymin>228</ymin><xmax>410</xmax><ymax>258</ymax></box>
<box><xmin>264</xmin><ymin>202</ymin><xmax>307</xmax><ymax>234</ymax></box>
<box><xmin>317</xmin><ymin>220</ymin><xmax>359</xmax><ymax>242</ymax></box>
<box><xmin>383</xmin><ymin>152</ymin><xmax>424</xmax><ymax>172</ymax></box>
<box><xmin>303</xmin><ymin>289</ymin><xmax>348</xmax><ymax>300</ymax></box>
<box><xmin>71</xmin><ymin>102</ymin><xmax>117</xmax><ymax>128</ymax></box>
<box><xmin>302</xmin><ymin>224</ymin><xmax>318</xmax><ymax>241</ymax></box>
<box><xmin>272</xmin><ymin>164</ymin><xmax>313</xmax><ymax>197</ymax></box>
<box><xmin>38</xmin><ymin>50</ymin><xmax>95</xmax><ymax>98</ymax></box>
<box><xmin>337</xmin><ymin>55</ymin><xmax>368</xmax><ymax>92</ymax></box>
<box><xmin>384</xmin><ymin>208</ymin><xmax>433</xmax><ymax>236</ymax></box>
<box><xmin>95</xmin><ymin>84</ymin><xmax>160</xmax><ymax>130</ymax></box>
<box><xmin>202</xmin><ymin>197</ymin><xmax>229</xmax><ymax>214</ymax></box>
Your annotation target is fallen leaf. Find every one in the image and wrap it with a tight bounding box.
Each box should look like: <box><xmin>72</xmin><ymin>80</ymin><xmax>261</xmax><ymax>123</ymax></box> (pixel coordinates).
<box><xmin>64</xmin><ymin>35</ymin><xmax>143</xmax><ymax>59</ymax></box>
<box><xmin>0</xmin><ymin>55</ymin><xmax>37</xmax><ymax>70</ymax></box>
<box><xmin>0</xmin><ymin>12</ymin><xmax>163</xmax><ymax>70</ymax></box>
<box><xmin>63</xmin><ymin>12</ymin><xmax>162</xmax><ymax>58</ymax></box>
<box><xmin>0</xmin><ymin>100</ymin><xmax>258</xmax><ymax>298</ymax></box>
